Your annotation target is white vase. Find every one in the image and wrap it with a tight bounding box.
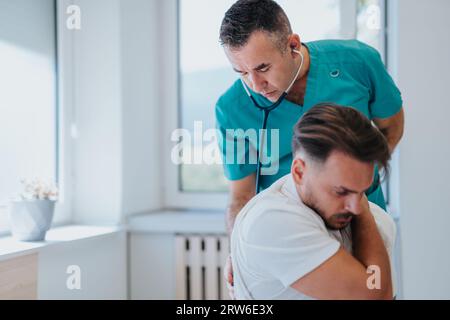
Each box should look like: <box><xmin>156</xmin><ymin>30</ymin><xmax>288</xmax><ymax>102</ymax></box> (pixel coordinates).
<box><xmin>8</xmin><ymin>199</ymin><xmax>56</xmax><ymax>241</ymax></box>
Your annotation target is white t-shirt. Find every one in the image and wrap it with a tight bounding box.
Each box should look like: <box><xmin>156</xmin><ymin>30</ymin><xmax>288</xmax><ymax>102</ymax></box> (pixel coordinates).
<box><xmin>231</xmin><ymin>174</ymin><xmax>397</xmax><ymax>300</ymax></box>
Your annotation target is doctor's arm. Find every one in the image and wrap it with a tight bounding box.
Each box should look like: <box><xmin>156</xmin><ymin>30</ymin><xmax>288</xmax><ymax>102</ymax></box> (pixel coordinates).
<box><xmin>226</xmin><ymin>173</ymin><xmax>256</xmax><ymax>235</ymax></box>
<box><xmin>373</xmin><ymin>107</ymin><xmax>404</xmax><ymax>153</ymax></box>
<box><xmin>223</xmin><ymin>174</ymin><xmax>256</xmax><ymax>299</ymax></box>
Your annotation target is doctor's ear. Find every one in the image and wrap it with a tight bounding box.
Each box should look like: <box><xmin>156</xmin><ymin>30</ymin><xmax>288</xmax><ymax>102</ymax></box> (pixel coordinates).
<box><xmin>287</xmin><ymin>33</ymin><xmax>301</xmax><ymax>51</ymax></box>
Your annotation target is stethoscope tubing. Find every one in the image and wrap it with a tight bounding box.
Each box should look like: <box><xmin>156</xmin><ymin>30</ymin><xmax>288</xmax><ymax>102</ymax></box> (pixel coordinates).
<box><xmin>254</xmin><ymin>92</ymin><xmax>288</xmax><ymax>193</ymax></box>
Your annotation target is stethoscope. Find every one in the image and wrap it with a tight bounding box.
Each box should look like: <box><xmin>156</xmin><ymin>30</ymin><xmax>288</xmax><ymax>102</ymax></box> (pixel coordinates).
<box><xmin>241</xmin><ymin>48</ymin><xmax>304</xmax><ymax>194</ymax></box>
<box><xmin>241</xmin><ymin>49</ymin><xmax>382</xmax><ymax>197</ymax></box>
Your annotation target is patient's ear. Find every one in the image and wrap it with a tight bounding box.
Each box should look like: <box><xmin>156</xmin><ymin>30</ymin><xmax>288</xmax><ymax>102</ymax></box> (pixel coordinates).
<box><xmin>291</xmin><ymin>158</ymin><xmax>306</xmax><ymax>185</ymax></box>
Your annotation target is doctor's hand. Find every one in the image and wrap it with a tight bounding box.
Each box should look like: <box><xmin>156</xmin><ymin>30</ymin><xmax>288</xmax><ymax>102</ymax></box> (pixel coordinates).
<box><xmin>224</xmin><ymin>254</ymin><xmax>235</xmax><ymax>300</ymax></box>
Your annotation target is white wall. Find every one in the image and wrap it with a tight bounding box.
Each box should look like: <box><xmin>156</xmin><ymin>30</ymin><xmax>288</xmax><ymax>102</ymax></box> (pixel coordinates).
<box><xmin>394</xmin><ymin>0</ymin><xmax>450</xmax><ymax>299</ymax></box>
<box><xmin>71</xmin><ymin>0</ymin><xmax>123</xmax><ymax>224</ymax></box>
<box><xmin>38</xmin><ymin>231</ymin><xmax>127</xmax><ymax>299</ymax></box>
<box><xmin>120</xmin><ymin>0</ymin><xmax>162</xmax><ymax>216</ymax></box>
<box><xmin>67</xmin><ymin>0</ymin><xmax>163</xmax><ymax>225</ymax></box>
<box><xmin>130</xmin><ymin>233</ymin><xmax>176</xmax><ymax>299</ymax></box>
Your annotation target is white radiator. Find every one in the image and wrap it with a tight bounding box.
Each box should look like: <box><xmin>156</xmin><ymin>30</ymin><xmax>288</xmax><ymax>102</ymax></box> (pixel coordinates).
<box><xmin>175</xmin><ymin>234</ymin><xmax>230</xmax><ymax>300</ymax></box>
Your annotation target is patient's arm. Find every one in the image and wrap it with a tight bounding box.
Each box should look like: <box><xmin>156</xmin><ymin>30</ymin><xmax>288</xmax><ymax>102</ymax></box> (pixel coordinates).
<box><xmin>291</xmin><ymin>196</ymin><xmax>393</xmax><ymax>300</ymax></box>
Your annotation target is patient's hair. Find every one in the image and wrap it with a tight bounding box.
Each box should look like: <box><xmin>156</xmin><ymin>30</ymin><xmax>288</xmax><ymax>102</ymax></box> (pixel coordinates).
<box><xmin>219</xmin><ymin>0</ymin><xmax>292</xmax><ymax>52</ymax></box>
<box><xmin>292</xmin><ymin>103</ymin><xmax>390</xmax><ymax>174</ymax></box>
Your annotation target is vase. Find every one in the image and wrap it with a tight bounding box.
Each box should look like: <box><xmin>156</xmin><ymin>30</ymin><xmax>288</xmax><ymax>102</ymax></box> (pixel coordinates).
<box><xmin>8</xmin><ymin>199</ymin><xmax>56</xmax><ymax>241</ymax></box>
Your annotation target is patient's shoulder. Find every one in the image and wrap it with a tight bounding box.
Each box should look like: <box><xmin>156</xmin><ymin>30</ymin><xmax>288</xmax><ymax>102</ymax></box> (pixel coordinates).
<box><xmin>369</xmin><ymin>202</ymin><xmax>397</xmax><ymax>249</ymax></box>
<box><xmin>236</xmin><ymin>194</ymin><xmax>327</xmax><ymax>245</ymax></box>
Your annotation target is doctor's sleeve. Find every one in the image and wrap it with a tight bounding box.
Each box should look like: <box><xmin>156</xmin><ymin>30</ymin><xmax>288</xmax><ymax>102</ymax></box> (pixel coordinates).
<box><xmin>363</xmin><ymin>45</ymin><xmax>403</xmax><ymax>119</ymax></box>
<box><xmin>215</xmin><ymin>101</ymin><xmax>257</xmax><ymax>181</ymax></box>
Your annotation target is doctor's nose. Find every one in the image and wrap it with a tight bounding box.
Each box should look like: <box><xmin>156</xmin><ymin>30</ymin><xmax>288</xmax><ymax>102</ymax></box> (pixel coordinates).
<box><xmin>248</xmin><ymin>73</ymin><xmax>267</xmax><ymax>93</ymax></box>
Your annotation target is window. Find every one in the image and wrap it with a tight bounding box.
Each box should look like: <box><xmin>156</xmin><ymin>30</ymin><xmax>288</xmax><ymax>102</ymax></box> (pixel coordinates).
<box><xmin>0</xmin><ymin>0</ymin><xmax>58</xmax><ymax>232</ymax></box>
<box><xmin>176</xmin><ymin>0</ymin><xmax>386</xmax><ymax>206</ymax></box>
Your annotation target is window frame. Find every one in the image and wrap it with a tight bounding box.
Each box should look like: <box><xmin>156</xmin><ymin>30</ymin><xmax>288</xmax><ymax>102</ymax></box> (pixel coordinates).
<box><xmin>164</xmin><ymin>0</ymin><xmax>388</xmax><ymax>210</ymax></box>
<box><xmin>161</xmin><ymin>0</ymin><xmax>228</xmax><ymax>210</ymax></box>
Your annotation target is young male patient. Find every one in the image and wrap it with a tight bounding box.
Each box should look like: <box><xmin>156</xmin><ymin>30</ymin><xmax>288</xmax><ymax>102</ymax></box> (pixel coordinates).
<box><xmin>231</xmin><ymin>103</ymin><xmax>396</xmax><ymax>300</ymax></box>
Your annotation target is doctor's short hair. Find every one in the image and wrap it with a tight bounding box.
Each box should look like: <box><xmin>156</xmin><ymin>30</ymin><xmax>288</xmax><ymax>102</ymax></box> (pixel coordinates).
<box><xmin>292</xmin><ymin>103</ymin><xmax>391</xmax><ymax>174</ymax></box>
<box><xmin>219</xmin><ymin>0</ymin><xmax>292</xmax><ymax>51</ymax></box>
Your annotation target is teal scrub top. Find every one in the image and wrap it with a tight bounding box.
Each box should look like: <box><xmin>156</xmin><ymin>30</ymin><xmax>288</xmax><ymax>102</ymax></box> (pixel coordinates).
<box><xmin>215</xmin><ymin>40</ymin><xmax>403</xmax><ymax>210</ymax></box>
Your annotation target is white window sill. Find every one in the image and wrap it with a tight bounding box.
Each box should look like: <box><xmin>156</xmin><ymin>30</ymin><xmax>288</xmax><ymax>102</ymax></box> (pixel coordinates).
<box><xmin>127</xmin><ymin>210</ymin><xmax>227</xmax><ymax>234</ymax></box>
<box><xmin>0</xmin><ymin>225</ymin><xmax>124</xmax><ymax>262</ymax></box>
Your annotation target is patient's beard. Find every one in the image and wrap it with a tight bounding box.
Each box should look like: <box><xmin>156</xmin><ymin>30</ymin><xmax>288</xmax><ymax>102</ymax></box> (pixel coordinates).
<box><xmin>301</xmin><ymin>188</ymin><xmax>352</xmax><ymax>231</ymax></box>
